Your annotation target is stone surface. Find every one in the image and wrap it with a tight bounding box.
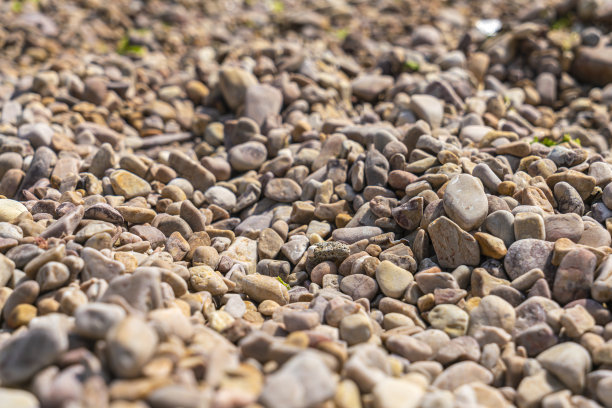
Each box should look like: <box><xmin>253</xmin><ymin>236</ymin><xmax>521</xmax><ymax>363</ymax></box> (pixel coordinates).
<box><xmin>428</xmin><ymin>216</ymin><xmax>480</xmax><ymax>268</ymax></box>
<box><xmin>443</xmin><ymin>174</ymin><xmax>488</xmax><ymax>231</ymax></box>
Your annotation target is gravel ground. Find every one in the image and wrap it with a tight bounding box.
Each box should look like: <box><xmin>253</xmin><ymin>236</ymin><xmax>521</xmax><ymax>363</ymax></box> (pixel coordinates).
<box><xmin>1</xmin><ymin>0</ymin><xmax>612</xmax><ymax>407</ymax></box>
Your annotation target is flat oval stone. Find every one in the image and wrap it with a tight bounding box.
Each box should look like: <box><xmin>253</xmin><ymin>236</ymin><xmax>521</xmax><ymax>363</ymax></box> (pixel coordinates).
<box><xmin>332</xmin><ymin>227</ymin><xmax>383</xmax><ymax>244</ymax></box>
<box><xmin>0</xmin><ymin>199</ymin><xmax>27</xmax><ymax>223</ymax></box>
<box><xmin>428</xmin><ymin>216</ymin><xmax>480</xmax><ymax>269</ymax></box>
<box><xmin>443</xmin><ymin>174</ymin><xmax>488</xmax><ymax>231</ymax></box>
<box><xmin>110</xmin><ymin>170</ymin><xmax>151</xmax><ymax>199</ymax></box>
<box><xmin>228</xmin><ymin>141</ymin><xmax>267</xmax><ymax>172</ymax></box>
<box><xmin>265</xmin><ymin>178</ymin><xmax>302</xmax><ymax>202</ymax></box>
<box><xmin>504</xmin><ymin>239</ymin><xmax>555</xmax><ymax>281</ymax></box>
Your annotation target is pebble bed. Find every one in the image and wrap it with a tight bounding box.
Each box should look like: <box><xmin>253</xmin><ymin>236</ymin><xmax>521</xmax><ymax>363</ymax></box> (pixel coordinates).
<box><xmin>1</xmin><ymin>0</ymin><xmax>612</xmax><ymax>407</ymax></box>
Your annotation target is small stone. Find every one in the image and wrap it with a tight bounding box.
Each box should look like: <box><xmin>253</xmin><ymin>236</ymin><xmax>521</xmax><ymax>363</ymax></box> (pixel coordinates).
<box><xmin>107</xmin><ymin>316</ymin><xmax>158</xmax><ymax>378</ymax></box>
<box><xmin>544</xmin><ymin>213</ymin><xmax>584</xmax><ymax>242</ymax></box>
<box><xmin>552</xmin><ymin>248</ymin><xmax>596</xmax><ymax>305</ymax></box>
<box><xmin>36</xmin><ymin>261</ymin><xmax>70</xmax><ymax>292</ymax></box>
<box><xmin>203</xmin><ymin>186</ymin><xmax>236</xmax><ymax>211</ymax></box>
<box><xmin>428</xmin><ymin>304</ymin><xmax>469</xmax><ymax>337</ymax></box>
<box><xmin>514</xmin><ymin>212</ymin><xmax>545</xmax><ymax>241</ymax></box>
<box><xmin>244</xmin><ymin>84</ymin><xmax>283</xmax><ymax>126</ymax></box>
<box><xmin>265</xmin><ymin>178</ymin><xmax>302</xmax><ymax>202</ymax></box>
<box><xmin>432</xmin><ymin>361</ymin><xmax>493</xmax><ymax>390</ymax></box>
<box><xmin>484</xmin><ymin>210</ymin><xmax>515</xmax><ymax>248</ymax></box>
<box><xmin>240</xmin><ymin>274</ymin><xmax>289</xmax><ymax>305</ymax></box>
<box><xmin>219</xmin><ymin>66</ymin><xmax>258</xmax><ymax>109</ymax></box>
<box><xmin>0</xmin><ymin>323</ymin><xmax>68</xmax><ymax>385</ymax></box>
<box><xmin>443</xmin><ymin>174</ymin><xmax>488</xmax><ymax>231</ymax></box>
<box><xmin>474</xmin><ymin>232</ymin><xmax>507</xmax><ymax>259</ymax></box>
<box><xmin>468</xmin><ymin>295</ymin><xmax>515</xmax><ymax>334</ymax></box>
<box><xmin>0</xmin><ymin>389</ymin><xmax>39</xmax><ymax>408</ymax></box>
<box><xmin>505</xmin><ymin>239</ymin><xmax>554</xmax><ymax>280</ymax></box>
<box><xmin>228</xmin><ymin>141</ymin><xmax>268</xmax><ymax>172</ymax></box>
<box><xmin>260</xmin><ymin>351</ymin><xmax>337</xmax><ymax>408</ymax></box>
<box><xmin>428</xmin><ymin>216</ymin><xmax>480</xmax><ymax>268</ymax></box>
<box><xmin>340</xmin><ymin>274</ymin><xmax>379</xmax><ymax>300</ymax></box>
<box><xmin>190</xmin><ymin>266</ymin><xmax>228</xmax><ymax>296</ymax></box>
<box><xmin>110</xmin><ymin>170</ymin><xmax>152</xmax><ymax>199</ymax></box>
<box><xmin>0</xmin><ymin>199</ymin><xmax>27</xmax><ymax>222</ymax></box>
<box><xmin>351</xmin><ymin>74</ymin><xmax>394</xmax><ymax>102</ymax></box>
<box><xmin>560</xmin><ymin>305</ymin><xmax>595</xmax><ymax>338</ymax></box>
<box><xmin>332</xmin><ymin>227</ymin><xmax>383</xmax><ymax>244</ymax></box>
<box><xmin>339</xmin><ymin>313</ymin><xmax>372</xmax><ymax>345</ymax></box>
<box><xmin>410</xmin><ymin>94</ymin><xmax>444</xmax><ymax>128</ymax></box>
<box><xmin>18</xmin><ymin>123</ymin><xmax>53</xmax><ymax>148</ymax></box>
<box><xmin>74</xmin><ymin>303</ymin><xmax>126</xmax><ymax>340</ymax></box>
<box><xmin>373</xmin><ymin>377</ymin><xmax>425</xmax><ymax>408</ymax></box>
<box><xmin>375</xmin><ymin>260</ymin><xmax>414</xmax><ymax>298</ymax></box>
<box><xmin>536</xmin><ymin>342</ymin><xmax>591</xmax><ymax>393</ymax></box>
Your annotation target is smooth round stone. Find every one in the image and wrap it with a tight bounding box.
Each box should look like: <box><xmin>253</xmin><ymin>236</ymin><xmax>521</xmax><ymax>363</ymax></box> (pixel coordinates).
<box><xmin>544</xmin><ymin>213</ymin><xmax>584</xmax><ymax>242</ymax></box>
<box><xmin>428</xmin><ymin>216</ymin><xmax>480</xmax><ymax>268</ymax></box>
<box><xmin>554</xmin><ymin>181</ymin><xmax>584</xmax><ymax>215</ymax></box>
<box><xmin>106</xmin><ymin>316</ymin><xmax>158</xmax><ymax>378</ymax></box>
<box><xmin>264</xmin><ymin>178</ymin><xmax>302</xmax><ymax>202</ymax></box>
<box><xmin>504</xmin><ymin>239</ymin><xmax>555</xmax><ymax>281</ymax></box>
<box><xmin>0</xmin><ymin>323</ymin><xmax>68</xmax><ymax>385</ymax></box>
<box><xmin>36</xmin><ymin>261</ymin><xmax>70</xmax><ymax>292</ymax></box>
<box><xmin>228</xmin><ymin>141</ymin><xmax>267</xmax><ymax>172</ymax></box>
<box><xmin>75</xmin><ymin>303</ymin><xmax>126</xmax><ymax>340</ymax></box>
<box><xmin>18</xmin><ymin>123</ymin><xmax>53</xmax><ymax>148</ymax></box>
<box><xmin>110</xmin><ymin>170</ymin><xmax>152</xmax><ymax>199</ymax></box>
<box><xmin>203</xmin><ymin>186</ymin><xmax>236</xmax><ymax>211</ymax></box>
<box><xmin>431</xmin><ymin>361</ymin><xmax>493</xmax><ymax>390</ymax></box>
<box><xmin>468</xmin><ymin>295</ymin><xmax>515</xmax><ymax>334</ymax></box>
<box><xmin>0</xmin><ymin>388</ymin><xmax>39</xmax><ymax>408</ymax></box>
<box><xmin>0</xmin><ymin>222</ymin><xmax>23</xmax><ymax>240</ymax></box>
<box><xmin>0</xmin><ymin>199</ymin><xmax>27</xmax><ymax>222</ymax></box>
<box><xmin>428</xmin><ymin>304</ymin><xmax>469</xmax><ymax>338</ymax></box>
<box><xmin>410</xmin><ymin>94</ymin><xmax>443</xmax><ymax>128</ymax></box>
<box><xmin>536</xmin><ymin>342</ymin><xmax>591</xmax><ymax>393</ymax></box>
<box><xmin>0</xmin><ymin>152</ymin><xmax>23</xmax><ymax>179</ymax></box>
<box><xmin>552</xmin><ymin>248</ymin><xmax>596</xmax><ymax>305</ymax></box>
<box><xmin>332</xmin><ymin>227</ymin><xmax>383</xmax><ymax>244</ymax></box>
<box><xmin>484</xmin><ymin>210</ymin><xmax>515</xmax><ymax>248</ymax></box>
<box><xmin>351</xmin><ymin>75</ymin><xmax>394</xmax><ymax>102</ymax></box>
<box><xmin>375</xmin><ymin>260</ymin><xmax>414</xmax><ymax>298</ymax></box>
<box><xmin>443</xmin><ymin>174</ymin><xmax>488</xmax><ymax>231</ymax></box>
<box><xmin>339</xmin><ymin>313</ymin><xmax>372</xmax><ymax>345</ymax></box>
<box><xmin>514</xmin><ymin>212</ymin><xmax>545</xmax><ymax>241</ymax></box>
<box><xmin>339</xmin><ymin>274</ymin><xmax>379</xmax><ymax>300</ymax></box>
<box><xmin>240</xmin><ymin>274</ymin><xmax>289</xmax><ymax>305</ymax></box>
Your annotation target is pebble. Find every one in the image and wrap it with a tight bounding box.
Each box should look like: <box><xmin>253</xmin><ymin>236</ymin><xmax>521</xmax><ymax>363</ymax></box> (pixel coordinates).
<box><xmin>110</xmin><ymin>170</ymin><xmax>152</xmax><ymax>199</ymax></box>
<box><xmin>228</xmin><ymin>141</ymin><xmax>268</xmax><ymax>172</ymax></box>
<box><xmin>428</xmin><ymin>304</ymin><xmax>469</xmax><ymax>338</ymax></box>
<box><xmin>536</xmin><ymin>342</ymin><xmax>591</xmax><ymax>393</ymax></box>
<box><xmin>0</xmin><ymin>323</ymin><xmax>68</xmax><ymax>385</ymax></box>
<box><xmin>265</xmin><ymin>178</ymin><xmax>302</xmax><ymax>202</ymax></box>
<box><xmin>106</xmin><ymin>317</ymin><xmax>158</xmax><ymax>378</ymax></box>
<box><xmin>260</xmin><ymin>351</ymin><xmax>337</xmax><ymax>408</ymax></box>
<box><xmin>442</xmin><ymin>174</ymin><xmax>488</xmax><ymax>231</ymax></box>
<box><xmin>428</xmin><ymin>216</ymin><xmax>480</xmax><ymax>268</ymax></box>
<box><xmin>0</xmin><ymin>2</ymin><xmax>610</xmax><ymax>406</ymax></box>
<box><xmin>0</xmin><ymin>199</ymin><xmax>27</xmax><ymax>222</ymax></box>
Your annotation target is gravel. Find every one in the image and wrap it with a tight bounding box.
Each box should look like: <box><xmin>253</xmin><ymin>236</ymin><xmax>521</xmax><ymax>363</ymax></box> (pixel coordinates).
<box><xmin>1</xmin><ymin>0</ymin><xmax>612</xmax><ymax>407</ymax></box>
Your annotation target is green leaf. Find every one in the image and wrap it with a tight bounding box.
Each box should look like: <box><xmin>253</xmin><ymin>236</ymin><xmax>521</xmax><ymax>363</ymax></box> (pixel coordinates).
<box><xmin>551</xmin><ymin>15</ymin><xmax>571</xmax><ymax>30</ymax></box>
<box><xmin>271</xmin><ymin>0</ymin><xmax>284</xmax><ymax>13</ymax></box>
<box><xmin>276</xmin><ymin>276</ymin><xmax>290</xmax><ymax>289</ymax></box>
<box><xmin>335</xmin><ymin>28</ymin><xmax>349</xmax><ymax>40</ymax></box>
<box><xmin>117</xmin><ymin>36</ymin><xmax>146</xmax><ymax>56</ymax></box>
<box><xmin>404</xmin><ymin>60</ymin><xmax>420</xmax><ymax>72</ymax></box>
<box><xmin>10</xmin><ymin>1</ymin><xmax>23</xmax><ymax>13</ymax></box>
